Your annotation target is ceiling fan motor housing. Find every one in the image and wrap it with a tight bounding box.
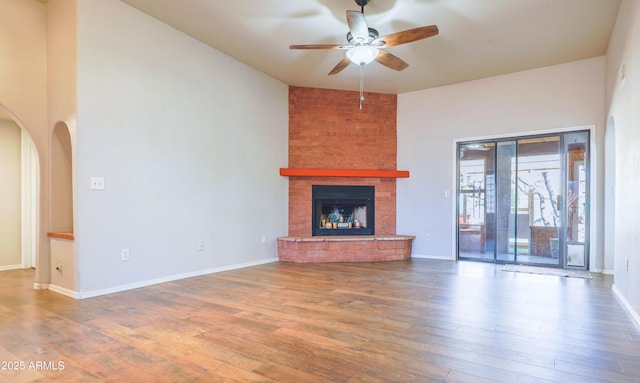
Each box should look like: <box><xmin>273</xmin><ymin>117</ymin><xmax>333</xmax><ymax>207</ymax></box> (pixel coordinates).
<box><xmin>347</xmin><ymin>28</ymin><xmax>379</xmax><ymax>45</ymax></box>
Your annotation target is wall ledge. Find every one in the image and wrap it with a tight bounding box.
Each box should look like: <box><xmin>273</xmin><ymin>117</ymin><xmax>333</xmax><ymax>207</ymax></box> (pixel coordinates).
<box><xmin>278</xmin><ymin>235</ymin><xmax>415</xmax><ymax>242</ymax></box>
<box><xmin>47</xmin><ymin>232</ymin><xmax>74</xmax><ymax>240</ymax></box>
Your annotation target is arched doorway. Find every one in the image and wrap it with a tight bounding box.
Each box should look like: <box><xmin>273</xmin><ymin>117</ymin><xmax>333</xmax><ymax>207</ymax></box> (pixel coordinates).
<box><xmin>0</xmin><ymin>106</ymin><xmax>39</xmax><ymax>271</ymax></box>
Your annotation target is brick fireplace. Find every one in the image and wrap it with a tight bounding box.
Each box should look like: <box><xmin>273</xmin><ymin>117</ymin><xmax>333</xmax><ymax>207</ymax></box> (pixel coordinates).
<box><xmin>278</xmin><ymin>87</ymin><xmax>414</xmax><ymax>263</ymax></box>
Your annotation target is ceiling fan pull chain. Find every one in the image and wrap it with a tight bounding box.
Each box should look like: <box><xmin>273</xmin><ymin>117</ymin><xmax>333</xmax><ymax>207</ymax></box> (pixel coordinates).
<box><xmin>359</xmin><ymin>64</ymin><xmax>365</xmax><ymax>110</ymax></box>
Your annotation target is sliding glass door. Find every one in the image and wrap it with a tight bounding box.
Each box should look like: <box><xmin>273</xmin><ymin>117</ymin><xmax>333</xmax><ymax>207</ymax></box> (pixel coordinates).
<box><xmin>458</xmin><ymin>142</ymin><xmax>495</xmax><ymax>261</ymax></box>
<box><xmin>457</xmin><ymin>131</ymin><xmax>589</xmax><ymax>269</ymax></box>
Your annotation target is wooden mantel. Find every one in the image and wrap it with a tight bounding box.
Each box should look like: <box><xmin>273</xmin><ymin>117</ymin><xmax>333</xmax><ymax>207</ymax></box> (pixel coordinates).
<box><xmin>280</xmin><ymin>168</ymin><xmax>410</xmax><ymax>178</ymax></box>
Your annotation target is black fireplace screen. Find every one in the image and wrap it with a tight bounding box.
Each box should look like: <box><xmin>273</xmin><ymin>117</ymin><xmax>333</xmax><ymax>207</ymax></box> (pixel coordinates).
<box><xmin>312</xmin><ymin>185</ymin><xmax>374</xmax><ymax>236</ymax></box>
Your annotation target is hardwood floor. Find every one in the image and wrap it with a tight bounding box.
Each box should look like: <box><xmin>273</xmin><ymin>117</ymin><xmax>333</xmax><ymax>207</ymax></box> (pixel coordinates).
<box><xmin>1</xmin><ymin>259</ymin><xmax>639</xmax><ymax>382</ymax></box>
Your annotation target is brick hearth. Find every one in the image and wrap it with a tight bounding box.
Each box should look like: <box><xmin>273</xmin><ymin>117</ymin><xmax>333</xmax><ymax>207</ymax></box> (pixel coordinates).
<box><xmin>278</xmin><ymin>235</ymin><xmax>414</xmax><ymax>263</ymax></box>
<box><xmin>279</xmin><ymin>86</ymin><xmax>414</xmax><ymax>262</ymax></box>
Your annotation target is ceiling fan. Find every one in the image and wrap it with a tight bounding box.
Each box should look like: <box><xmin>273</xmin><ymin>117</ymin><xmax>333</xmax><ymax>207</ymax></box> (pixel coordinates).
<box><xmin>289</xmin><ymin>0</ymin><xmax>439</xmax><ymax>76</ymax></box>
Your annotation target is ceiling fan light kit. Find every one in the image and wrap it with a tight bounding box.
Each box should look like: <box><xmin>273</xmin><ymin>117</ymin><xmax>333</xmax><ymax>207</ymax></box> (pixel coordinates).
<box><xmin>346</xmin><ymin>45</ymin><xmax>379</xmax><ymax>66</ymax></box>
<box><xmin>290</xmin><ymin>0</ymin><xmax>439</xmax><ymax>108</ymax></box>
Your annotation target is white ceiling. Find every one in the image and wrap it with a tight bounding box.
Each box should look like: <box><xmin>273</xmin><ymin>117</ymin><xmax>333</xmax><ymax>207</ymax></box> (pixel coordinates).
<box><xmin>120</xmin><ymin>1</ymin><xmax>617</xmax><ymax>94</ymax></box>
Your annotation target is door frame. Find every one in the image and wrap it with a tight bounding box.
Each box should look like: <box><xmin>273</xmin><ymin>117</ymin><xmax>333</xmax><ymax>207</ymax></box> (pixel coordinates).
<box><xmin>452</xmin><ymin>125</ymin><xmax>597</xmax><ymax>270</ymax></box>
<box><xmin>21</xmin><ymin>128</ymin><xmax>39</xmax><ymax>269</ymax></box>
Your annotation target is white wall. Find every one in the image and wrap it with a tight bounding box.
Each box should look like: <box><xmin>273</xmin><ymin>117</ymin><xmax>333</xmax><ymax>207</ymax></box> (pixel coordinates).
<box><xmin>47</xmin><ymin>0</ymin><xmax>77</xmax><ymax>124</ymax></box>
<box><xmin>75</xmin><ymin>0</ymin><xmax>288</xmax><ymax>296</ymax></box>
<box><xmin>47</xmin><ymin>0</ymin><xmax>77</xmax><ymax>235</ymax></box>
<box><xmin>398</xmin><ymin>58</ymin><xmax>606</xmax><ymax>269</ymax></box>
<box><xmin>0</xmin><ymin>0</ymin><xmax>48</xmax><ymax>152</ymax></box>
<box><xmin>0</xmin><ymin>0</ymin><xmax>49</xmax><ymax>284</ymax></box>
<box><xmin>0</xmin><ymin>120</ymin><xmax>22</xmax><ymax>269</ymax></box>
<box><xmin>606</xmin><ymin>0</ymin><xmax>640</xmax><ymax>322</ymax></box>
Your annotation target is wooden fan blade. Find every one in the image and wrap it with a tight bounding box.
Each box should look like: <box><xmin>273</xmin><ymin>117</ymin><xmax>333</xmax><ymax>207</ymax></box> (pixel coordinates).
<box><xmin>328</xmin><ymin>57</ymin><xmax>352</xmax><ymax>76</ymax></box>
<box><xmin>375</xmin><ymin>50</ymin><xmax>409</xmax><ymax>71</ymax></box>
<box><xmin>373</xmin><ymin>25</ymin><xmax>439</xmax><ymax>47</ymax></box>
<box><xmin>290</xmin><ymin>44</ymin><xmax>347</xmax><ymax>50</ymax></box>
<box><xmin>346</xmin><ymin>10</ymin><xmax>369</xmax><ymax>43</ymax></box>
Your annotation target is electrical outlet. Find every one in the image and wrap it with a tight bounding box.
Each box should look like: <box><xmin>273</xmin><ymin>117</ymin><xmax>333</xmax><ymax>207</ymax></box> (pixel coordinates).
<box><xmin>197</xmin><ymin>241</ymin><xmax>204</xmax><ymax>252</ymax></box>
<box><xmin>121</xmin><ymin>248</ymin><xmax>130</xmax><ymax>261</ymax></box>
<box><xmin>56</xmin><ymin>262</ymin><xmax>62</xmax><ymax>272</ymax></box>
<box><xmin>425</xmin><ymin>233</ymin><xmax>431</xmax><ymax>241</ymax></box>
<box><xmin>90</xmin><ymin>177</ymin><xmax>105</xmax><ymax>190</ymax></box>
<box><xmin>261</xmin><ymin>235</ymin><xmax>266</xmax><ymax>244</ymax></box>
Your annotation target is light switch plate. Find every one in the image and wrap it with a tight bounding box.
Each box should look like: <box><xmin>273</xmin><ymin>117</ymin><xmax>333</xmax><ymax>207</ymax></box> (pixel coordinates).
<box><xmin>90</xmin><ymin>177</ymin><xmax>105</xmax><ymax>190</ymax></box>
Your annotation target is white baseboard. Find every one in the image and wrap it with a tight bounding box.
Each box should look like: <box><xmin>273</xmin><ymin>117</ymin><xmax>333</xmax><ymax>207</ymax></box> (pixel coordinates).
<box><xmin>0</xmin><ymin>264</ymin><xmax>24</xmax><ymax>271</ymax></box>
<box><xmin>74</xmin><ymin>257</ymin><xmax>279</xmax><ymax>300</ymax></box>
<box><xmin>411</xmin><ymin>253</ymin><xmax>455</xmax><ymax>260</ymax></box>
<box><xmin>48</xmin><ymin>284</ymin><xmax>80</xmax><ymax>299</ymax></box>
<box><xmin>612</xmin><ymin>284</ymin><xmax>640</xmax><ymax>327</ymax></box>
<box><xmin>601</xmin><ymin>268</ymin><xmax>615</xmax><ymax>275</ymax></box>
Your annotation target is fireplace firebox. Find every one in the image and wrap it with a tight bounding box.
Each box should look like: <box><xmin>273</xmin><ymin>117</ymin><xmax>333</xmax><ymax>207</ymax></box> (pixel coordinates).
<box><xmin>312</xmin><ymin>185</ymin><xmax>374</xmax><ymax>236</ymax></box>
